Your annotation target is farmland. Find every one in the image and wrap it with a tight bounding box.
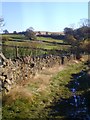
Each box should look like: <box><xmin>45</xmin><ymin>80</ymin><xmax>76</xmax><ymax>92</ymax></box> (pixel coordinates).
<box><xmin>1</xmin><ymin>34</ymin><xmax>70</xmax><ymax>58</ymax></box>
<box><xmin>1</xmin><ymin>33</ymin><xmax>90</xmax><ymax>120</ymax></box>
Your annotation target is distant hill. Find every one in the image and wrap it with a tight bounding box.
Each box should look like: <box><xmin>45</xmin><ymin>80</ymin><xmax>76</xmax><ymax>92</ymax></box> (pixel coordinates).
<box><xmin>35</xmin><ymin>31</ymin><xmax>64</xmax><ymax>35</ymax></box>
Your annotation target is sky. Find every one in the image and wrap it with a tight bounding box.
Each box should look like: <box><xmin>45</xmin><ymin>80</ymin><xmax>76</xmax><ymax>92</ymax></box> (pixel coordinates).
<box><xmin>1</xmin><ymin>2</ymin><xmax>88</xmax><ymax>33</ymax></box>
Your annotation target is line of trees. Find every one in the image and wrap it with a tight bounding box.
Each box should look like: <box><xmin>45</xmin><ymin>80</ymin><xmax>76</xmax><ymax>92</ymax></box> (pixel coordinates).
<box><xmin>64</xmin><ymin>18</ymin><xmax>90</xmax><ymax>61</ymax></box>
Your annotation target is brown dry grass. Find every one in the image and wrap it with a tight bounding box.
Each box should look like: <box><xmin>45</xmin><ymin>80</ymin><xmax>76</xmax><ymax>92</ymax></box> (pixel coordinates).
<box><xmin>3</xmin><ymin>57</ymin><xmax>85</xmax><ymax>104</ymax></box>
<box><xmin>3</xmin><ymin>64</ymin><xmax>65</xmax><ymax>104</ymax></box>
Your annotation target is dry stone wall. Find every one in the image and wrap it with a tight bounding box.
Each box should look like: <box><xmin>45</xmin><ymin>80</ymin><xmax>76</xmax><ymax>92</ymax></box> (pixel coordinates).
<box><xmin>0</xmin><ymin>53</ymin><xmax>73</xmax><ymax>94</ymax></box>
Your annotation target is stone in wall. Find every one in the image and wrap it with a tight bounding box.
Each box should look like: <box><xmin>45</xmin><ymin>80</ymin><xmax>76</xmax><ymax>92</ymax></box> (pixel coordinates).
<box><xmin>0</xmin><ymin>52</ymin><xmax>74</xmax><ymax>94</ymax></box>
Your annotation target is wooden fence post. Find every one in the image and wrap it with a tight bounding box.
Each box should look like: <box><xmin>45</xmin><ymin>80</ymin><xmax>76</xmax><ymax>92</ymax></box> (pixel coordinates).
<box><xmin>15</xmin><ymin>46</ymin><xmax>19</xmax><ymax>58</ymax></box>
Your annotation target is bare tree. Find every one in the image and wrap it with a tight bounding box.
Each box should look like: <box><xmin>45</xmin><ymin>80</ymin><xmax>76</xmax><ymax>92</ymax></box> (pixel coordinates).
<box><xmin>69</xmin><ymin>23</ymin><xmax>76</xmax><ymax>30</ymax></box>
<box><xmin>0</xmin><ymin>17</ymin><xmax>4</xmax><ymax>27</ymax></box>
<box><xmin>0</xmin><ymin>17</ymin><xmax>4</xmax><ymax>63</ymax></box>
<box><xmin>79</xmin><ymin>18</ymin><xmax>90</xmax><ymax>27</ymax></box>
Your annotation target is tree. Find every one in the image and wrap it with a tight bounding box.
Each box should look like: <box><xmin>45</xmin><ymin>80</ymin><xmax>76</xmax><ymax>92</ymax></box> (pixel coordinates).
<box><xmin>0</xmin><ymin>17</ymin><xmax>4</xmax><ymax>33</ymax></box>
<box><xmin>3</xmin><ymin>29</ymin><xmax>9</xmax><ymax>34</ymax></box>
<box><xmin>0</xmin><ymin>17</ymin><xmax>5</xmax><ymax>56</ymax></box>
<box><xmin>13</xmin><ymin>31</ymin><xmax>17</xmax><ymax>34</ymax></box>
<box><xmin>79</xmin><ymin>18</ymin><xmax>90</xmax><ymax>27</ymax></box>
<box><xmin>46</xmin><ymin>32</ymin><xmax>48</xmax><ymax>35</ymax></box>
<box><xmin>64</xmin><ymin>23</ymin><xmax>89</xmax><ymax>59</ymax></box>
<box><xmin>64</xmin><ymin>27</ymin><xmax>74</xmax><ymax>35</ymax></box>
<box><xmin>25</xmin><ymin>27</ymin><xmax>36</xmax><ymax>40</ymax></box>
<box><xmin>65</xmin><ymin>34</ymin><xmax>76</xmax><ymax>45</ymax></box>
<box><xmin>0</xmin><ymin>17</ymin><xmax>4</xmax><ymax>27</ymax></box>
<box><xmin>38</xmin><ymin>31</ymin><xmax>41</xmax><ymax>35</ymax></box>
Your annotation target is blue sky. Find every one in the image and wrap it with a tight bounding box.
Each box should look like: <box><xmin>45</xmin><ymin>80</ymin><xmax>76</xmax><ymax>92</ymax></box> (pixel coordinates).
<box><xmin>1</xmin><ymin>2</ymin><xmax>88</xmax><ymax>32</ymax></box>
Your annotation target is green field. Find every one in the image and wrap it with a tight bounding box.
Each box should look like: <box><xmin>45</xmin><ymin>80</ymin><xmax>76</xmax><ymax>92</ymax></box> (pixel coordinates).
<box><xmin>37</xmin><ymin>36</ymin><xmax>64</xmax><ymax>43</ymax></box>
<box><xmin>4</xmin><ymin>40</ymin><xmax>69</xmax><ymax>50</ymax></box>
<box><xmin>2</xmin><ymin>34</ymin><xmax>25</xmax><ymax>39</ymax></box>
<box><xmin>2</xmin><ymin>34</ymin><xmax>64</xmax><ymax>43</ymax></box>
<box><xmin>1</xmin><ymin>34</ymin><xmax>70</xmax><ymax>58</ymax></box>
